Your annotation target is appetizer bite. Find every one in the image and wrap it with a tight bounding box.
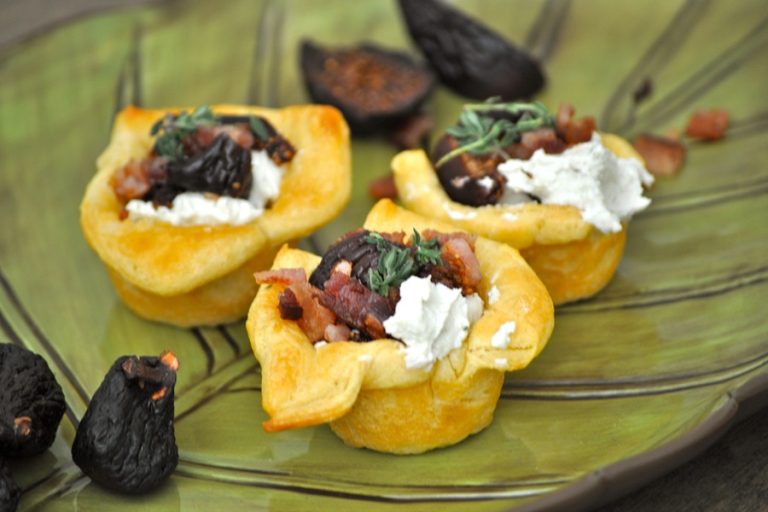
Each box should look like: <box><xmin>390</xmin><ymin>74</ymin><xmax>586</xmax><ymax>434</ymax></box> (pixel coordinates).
<box><xmin>81</xmin><ymin>104</ymin><xmax>350</xmax><ymax>326</ymax></box>
<box><xmin>393</xmin><ymin>100</ymin><xmax>654</xmax><ymax>305</ymax></box>
<box><xmin>247</xmin><ymin>200</ymin><xmax>553</xmax><ymax>454</ymax></box>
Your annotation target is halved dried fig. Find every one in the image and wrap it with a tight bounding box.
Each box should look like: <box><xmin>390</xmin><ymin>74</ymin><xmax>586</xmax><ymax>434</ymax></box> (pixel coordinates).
<box><xmin>0</xmin><ymin>458</ymin><xmax>20</xmax><ymax>512</ymax></box>
<box><xmin>398</xmin><ymin>0</ymin><xmax>545</xmax><ymax>100</ymax></box>
<box><xmin>432</xmin><ymin>134</ymin><xmax>506</xmax><ymax>206</ymax></box>
<box><xmin>72</xmin><ymin>352</ymin><xmax>179</xmax><ymax>495</ymax></box>
<box><xmin>300</xmin><ymin>40</ymin><xmax>435</xmax><ymax>134</ymax></box>
<box><xmin>0</xmin><ymin>344</ymin><xmax>65</xmax><ymax>458</ymax></box>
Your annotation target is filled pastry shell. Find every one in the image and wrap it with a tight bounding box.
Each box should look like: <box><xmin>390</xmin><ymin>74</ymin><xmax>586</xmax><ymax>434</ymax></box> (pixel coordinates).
<box><xmin>393</xmin><ymin>133</ymin><xmax>642</xmax><ymax>305</ymax></box>
<box><xmin>246</xmin><ymin>200</ymin><xmax>554</xmax><ymax>453</ymax></box>
<box><xmin>81</xmin><ymin>104</ymin><xmax>350</xmax><ymax>326</ymax></box>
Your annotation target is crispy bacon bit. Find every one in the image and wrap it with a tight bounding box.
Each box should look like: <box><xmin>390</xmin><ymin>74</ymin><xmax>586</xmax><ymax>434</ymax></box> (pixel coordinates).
<box><xmin>278</xmin><ymin>288</ymin><xmax>303</xmax><ymax>320</ymax></box>
<box><xmin>255</xmin><ymin>268</ymin><xmax>335</xmax><ymax>342</ymax></box>
<box><xmin>320</xmin><ymin>271</ymin><xmax>394</xmax><ymax>340</ymax></box>
<box><xmin>421</xmin><ymin>231</ymin><xmax>481</xmax><ymax>295</ymax></box>
<box><xmin>633</xmin><ymin>134</ymin><xmax>686</xmax><ymax>177</ymax></box>
<box><xmin>685</xmin><ymin>109</ymin><xmax>729</xmax><ymax>141</ymax></box>
<box><xmin>520</xmin><ymin>128</ymin><xmax>567</xmax><ymax>155</ymax></box>
<box><xmin>389</xmin><ymin>112</ymin><xmax>435</xmax><ymax>150</ymax></box>
<box><xmin>324</xmin><ymin>323</ymin><xmax>352</xmax><ymax>342</ymax></box>
<box><xmin>555</xmin><ymin>103</ymin><xmax>596</xmax><ymax>145</ymax></box>
<box><xmin>110</xmin><ymin>158</ymin><xmax>152</xmax><ymax>204</ymax></box>
<box><xmin>368</xmin><ymin>174</ymin><xmax>398</xmax><ymax>200</ymax></box>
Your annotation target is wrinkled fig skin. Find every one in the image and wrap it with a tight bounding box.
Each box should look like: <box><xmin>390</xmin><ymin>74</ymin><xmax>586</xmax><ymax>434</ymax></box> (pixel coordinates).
<box><xmin>0</xmin><ymin>344</ymin><xmax>65</xmax><ymax>458</ymax></box>
<box><xmin>72</xmin><ymin>356</ymin><xmax>178</xmax><ymax>495</ymax></box>
<box><xmin>0</xmin><ymin>458</ymin><xmax>20</xmax><ymax>512</ymax></box>
<box><xmin>166</xmin><ymin>134</ymin><xmax>252</xmax><ymax>199</ymax></box>
<box><xmin>432</xmin><ymin>134</ymin><xmax>506</xmax><ymax>206</ymax></box>
<box><xmin>399</xmin><ymin>0</ymin><xmax>545</xmax><ymax>100</ymax></box>
<box><xmin>309</xmin><ymin>229</ymin><xmax>383</xmax><ymax>290</ymax></box>
<box><xmin>300</xmin><ymin>40</ymin><xmax>435</xmax><ymax>134</ymax></box>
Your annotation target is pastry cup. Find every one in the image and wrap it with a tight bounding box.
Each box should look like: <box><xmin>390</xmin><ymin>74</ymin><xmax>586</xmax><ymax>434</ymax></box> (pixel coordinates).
<box><xmin>81</xmin><ymin>104</ymin><xmax>350</xmax><ymax>326</ymax></box>
<box><xmin>392</xmin><ymin>134</ymin><xmax>642</xmax><ymax>305</ymax></box>
<box><xmin>246</xmin><ymin>199</ymin><xmax>554</xmax><ymax>454</ymax></box>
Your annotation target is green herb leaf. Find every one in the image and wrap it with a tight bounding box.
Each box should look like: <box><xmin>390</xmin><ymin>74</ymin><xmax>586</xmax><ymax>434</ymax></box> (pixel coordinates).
<box><xmin>249</xmin><ymin>117</ymin><xmax>270</xmax><ymax>142</ymax></box>
<box><xmin>363</xmin><ymin>229</ymin><xmax>443</xmax><ymax>296</ymax></box>
<box><xmin>151</xmin><ymin>105</ymin><xmax>218</xmax><ymax>159</ymax></box>
<box><xmin>436</xmin><ymin>99</ymin><xmax>555</xmax><ymax>168</ymax></box>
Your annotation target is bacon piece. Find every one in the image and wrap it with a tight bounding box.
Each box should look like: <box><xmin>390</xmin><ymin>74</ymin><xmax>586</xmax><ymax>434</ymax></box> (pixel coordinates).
<box><xmin>324</xmin><ymin>323</ymin><xmax>352</xmax><ymax>342</ymax></box>
<box><xmin>685</xmin><ymin>109</ymin><xmax>729</xmax><ymax>141</ymax></box>
<box><xmin>368</xmin><ymin>174</ymin><xmax>398</xmax><ymax>200</ymax></box>
<box><xmin>520</xmin><ymin>128</ymin><xmax>567</xmax><ymax>155</ymax></box>
<box><xmin>255</xmin><ymin>268</ymin><xmax>337</xmax><ymax>342</ymax></box>
<box><xmin>277</xmin><ymin>288</ymin><xmax>303</xmax><ymax>320</ymax></box>
<box><xmin>422</xmin><ymin>231</ymin><xmax>481</xmax><ymax>295</ymax></box>
<box><xmin>184</xmin><ymin>125</ymin><xmax>255</xmax><ymax>155</ymax></box>
<box><xmin>389</xmin><ymin>112</ymin><xmax>435</xmax><ymax>150</ymax></box>
<box><xmin>555</xmin><ymin>103</ymin><xmax>596</xmax><ymax>145</ymax></box>
<box><xmin>632</xmin><ymin>134</ymin><xmax>686</xmax><ymax>177</ymax></box>
<box><xmin>320</xmin><ymin>271</ymin><xmax>395</xmax><ymax>340</ymax></box>
<box><xmin>110</xmin><ymin>158</ymin><xmax>152</xmax><ymax>204</ymax></box>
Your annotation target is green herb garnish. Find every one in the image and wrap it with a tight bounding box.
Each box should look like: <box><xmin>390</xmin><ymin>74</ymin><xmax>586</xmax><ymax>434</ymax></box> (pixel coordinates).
<box><xmin>364</xmin><ymin>230</ymin><xmax>444</xmax><ymax>296</ymax></box>
<box><xmin>151</xmin><ymin>105</ymin><xmax>218</xmax><ymax>159</ymax></box>
<box><xmin>436</xmin><ymin>98</ymin><xmax>555</xmax><ymax>168</ymax></box>
<box><xmin>249</xmin><ymin>116</ymin><xmax>270</xmax><ymax>142</ymax></box>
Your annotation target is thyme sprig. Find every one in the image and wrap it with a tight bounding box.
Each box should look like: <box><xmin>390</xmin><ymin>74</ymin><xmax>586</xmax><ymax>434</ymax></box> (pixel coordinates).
<box><xmin>151</xmin><ymin>105</ymin><xmax>217</xmax><ymax>159</ymax></box>
<box><xmin>436</xmin><ymin>98</ymin><xmax>555</xmax><ymax>168</ymax></box>
<box><xmin>150</xmin><ymin>106</ymin><xmax>272</xmax><ymax>159</ymax></box>
<box><xmin>364</xmin><ymin>230</ymin><xmax>443</xmax><ymax>296</ymax></box>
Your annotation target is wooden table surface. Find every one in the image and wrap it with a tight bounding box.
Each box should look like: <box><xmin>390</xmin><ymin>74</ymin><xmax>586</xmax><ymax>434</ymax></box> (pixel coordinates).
<box><xmin>1</xmin><ymin>1</ymin><xmax>766</xmax><ymax>511</ymax></box>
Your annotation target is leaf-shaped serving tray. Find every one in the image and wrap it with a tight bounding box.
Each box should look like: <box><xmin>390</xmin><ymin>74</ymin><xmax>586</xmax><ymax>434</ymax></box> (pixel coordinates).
<box><xmin>1</xmin><ymin>1</ymin><xmax>766</xmax><ymax>510</ymax></box>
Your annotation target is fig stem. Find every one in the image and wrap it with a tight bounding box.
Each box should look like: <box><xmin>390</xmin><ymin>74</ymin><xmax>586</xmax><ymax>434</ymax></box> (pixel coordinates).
<box><xmin>121</xmin><ymin>356</ymin><xmax>176</xmax><ymax>391</ymax></box>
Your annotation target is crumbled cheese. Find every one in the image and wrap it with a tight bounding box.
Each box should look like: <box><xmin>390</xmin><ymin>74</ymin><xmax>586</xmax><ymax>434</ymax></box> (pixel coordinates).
<box><xmin>491</xmin><ymin>321</ymin><xmax>517</xmax><ymax>349</ymax></box>
<box><xmin>497</xmin><ymin>133</ymin><xmax>653</xmax><ymax>233</ymax></box>
<box><xmin>443</xmin><ymin>203</ymin><xmax>478</xmax><ymax>220</ymax></box>
<box><xmin>494</xmin><ymin>358</ymin><xmax>507</xmax><ymax>368</ymax></box>
<box><xmin>383</xmin><ymin>276</ymin><xmax>483</xmax><ymax>370</ymax></box>
<box><xmin>477</xmin><ymin>176</ymin><xmax>495</xmax><ymax>191</ymax></box>
<box><xmin>488</xmin><ymin>286</ymin><xmax>501</xmax><ymax>305</ymax></box>
<box><xmin>126</xmin><ymin>150</ymin><xmax>284</xmax><ymax>226</ymax></box>
<box><xmin>357</xmin><ymin>354</ymin><xmax>373</xmax><ymax>363</ymax></box>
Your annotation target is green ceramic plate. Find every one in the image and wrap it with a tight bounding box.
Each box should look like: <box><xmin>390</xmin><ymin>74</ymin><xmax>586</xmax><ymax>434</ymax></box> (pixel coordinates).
<box><xmin>1</xmin><ymin>0</ymin><xmax>766</xmax><ymax>510</ymax></box>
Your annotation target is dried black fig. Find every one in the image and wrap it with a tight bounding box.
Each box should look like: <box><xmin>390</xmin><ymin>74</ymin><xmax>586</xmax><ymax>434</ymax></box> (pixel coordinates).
<box><xmin>0</xmin><ymin>344</ymin><xmax>65</xmax><ymax>458</ymax></box>
<box><xmin>300</xmin><ymin>40</ymin><xmax>435</xmax><ymax>134</ymax></box>
<box><xmin>166</xmin><ymin>134</ymin><xmax>252</xmax><ymax>199</ymax></box>
<box><xmin>432</xmin><ymin>134</ymin><xmax>506</xmax><ymax>206</ymax></box>
<box><xmin>309</xmin><ymin>229</ymin><xmax>383</xmax><ymax>290</ymax></box>
<box><xmin>0</xmin><ymin>458</ymin><xmax>20</xmax><ymax>512</ymax></box>
<box><xmin>72</xmin><ymin>352</ymin><xmax>179</xmax><ymax>495</ymax></box>
<box><xmin>398</xmin><ymin>0</ymin><xmax>545</xmax><ymax>100</ymax></box>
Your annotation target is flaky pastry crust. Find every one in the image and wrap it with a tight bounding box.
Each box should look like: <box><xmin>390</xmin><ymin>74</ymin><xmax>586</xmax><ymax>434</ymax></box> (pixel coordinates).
<box><xmin>81</xmin><ymin>104</ymin><xmax>350</xmax><ymax>326</ymax></box>
<box><xmin>247</xmin><ymin>200</ymin><xmax>553</xmax><ymax>453</ymax></box>
<box><xmin>392</xmin><ymin>133</ymin><xmax>642</xmax><ymax>304</ymax></box>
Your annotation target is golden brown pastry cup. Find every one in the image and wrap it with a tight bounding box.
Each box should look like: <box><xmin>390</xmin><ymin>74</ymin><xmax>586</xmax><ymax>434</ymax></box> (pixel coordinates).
<box><xmin>81</xmin><ymin>104</ymin><xmax>350</xmax><ymax>326</ymax></box>
<box><xmin>392</xmin><ymin>133</ymin><xmax>642</xmax><ymax>305</ymax></box>
<box><xmin>246</xmin><ymin>200</ymin><xmax>554</xmax><ymax>454</ymax></box>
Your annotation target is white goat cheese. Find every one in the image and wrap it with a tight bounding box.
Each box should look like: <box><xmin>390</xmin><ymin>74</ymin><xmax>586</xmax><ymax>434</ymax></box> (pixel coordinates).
<box><xmin>383</xmin><ymin>276</ymin><xmax>483</xmax><ymax>370</ymax></box>
<box><xmin>497</xmin><ymin>133</ymin><xmax>653</xmax><ymax>233</ymax></box>
<box><xmin>126</xmin><ymin>150</ymin><xmax>284</xmax><ymax>226</ymax></box>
